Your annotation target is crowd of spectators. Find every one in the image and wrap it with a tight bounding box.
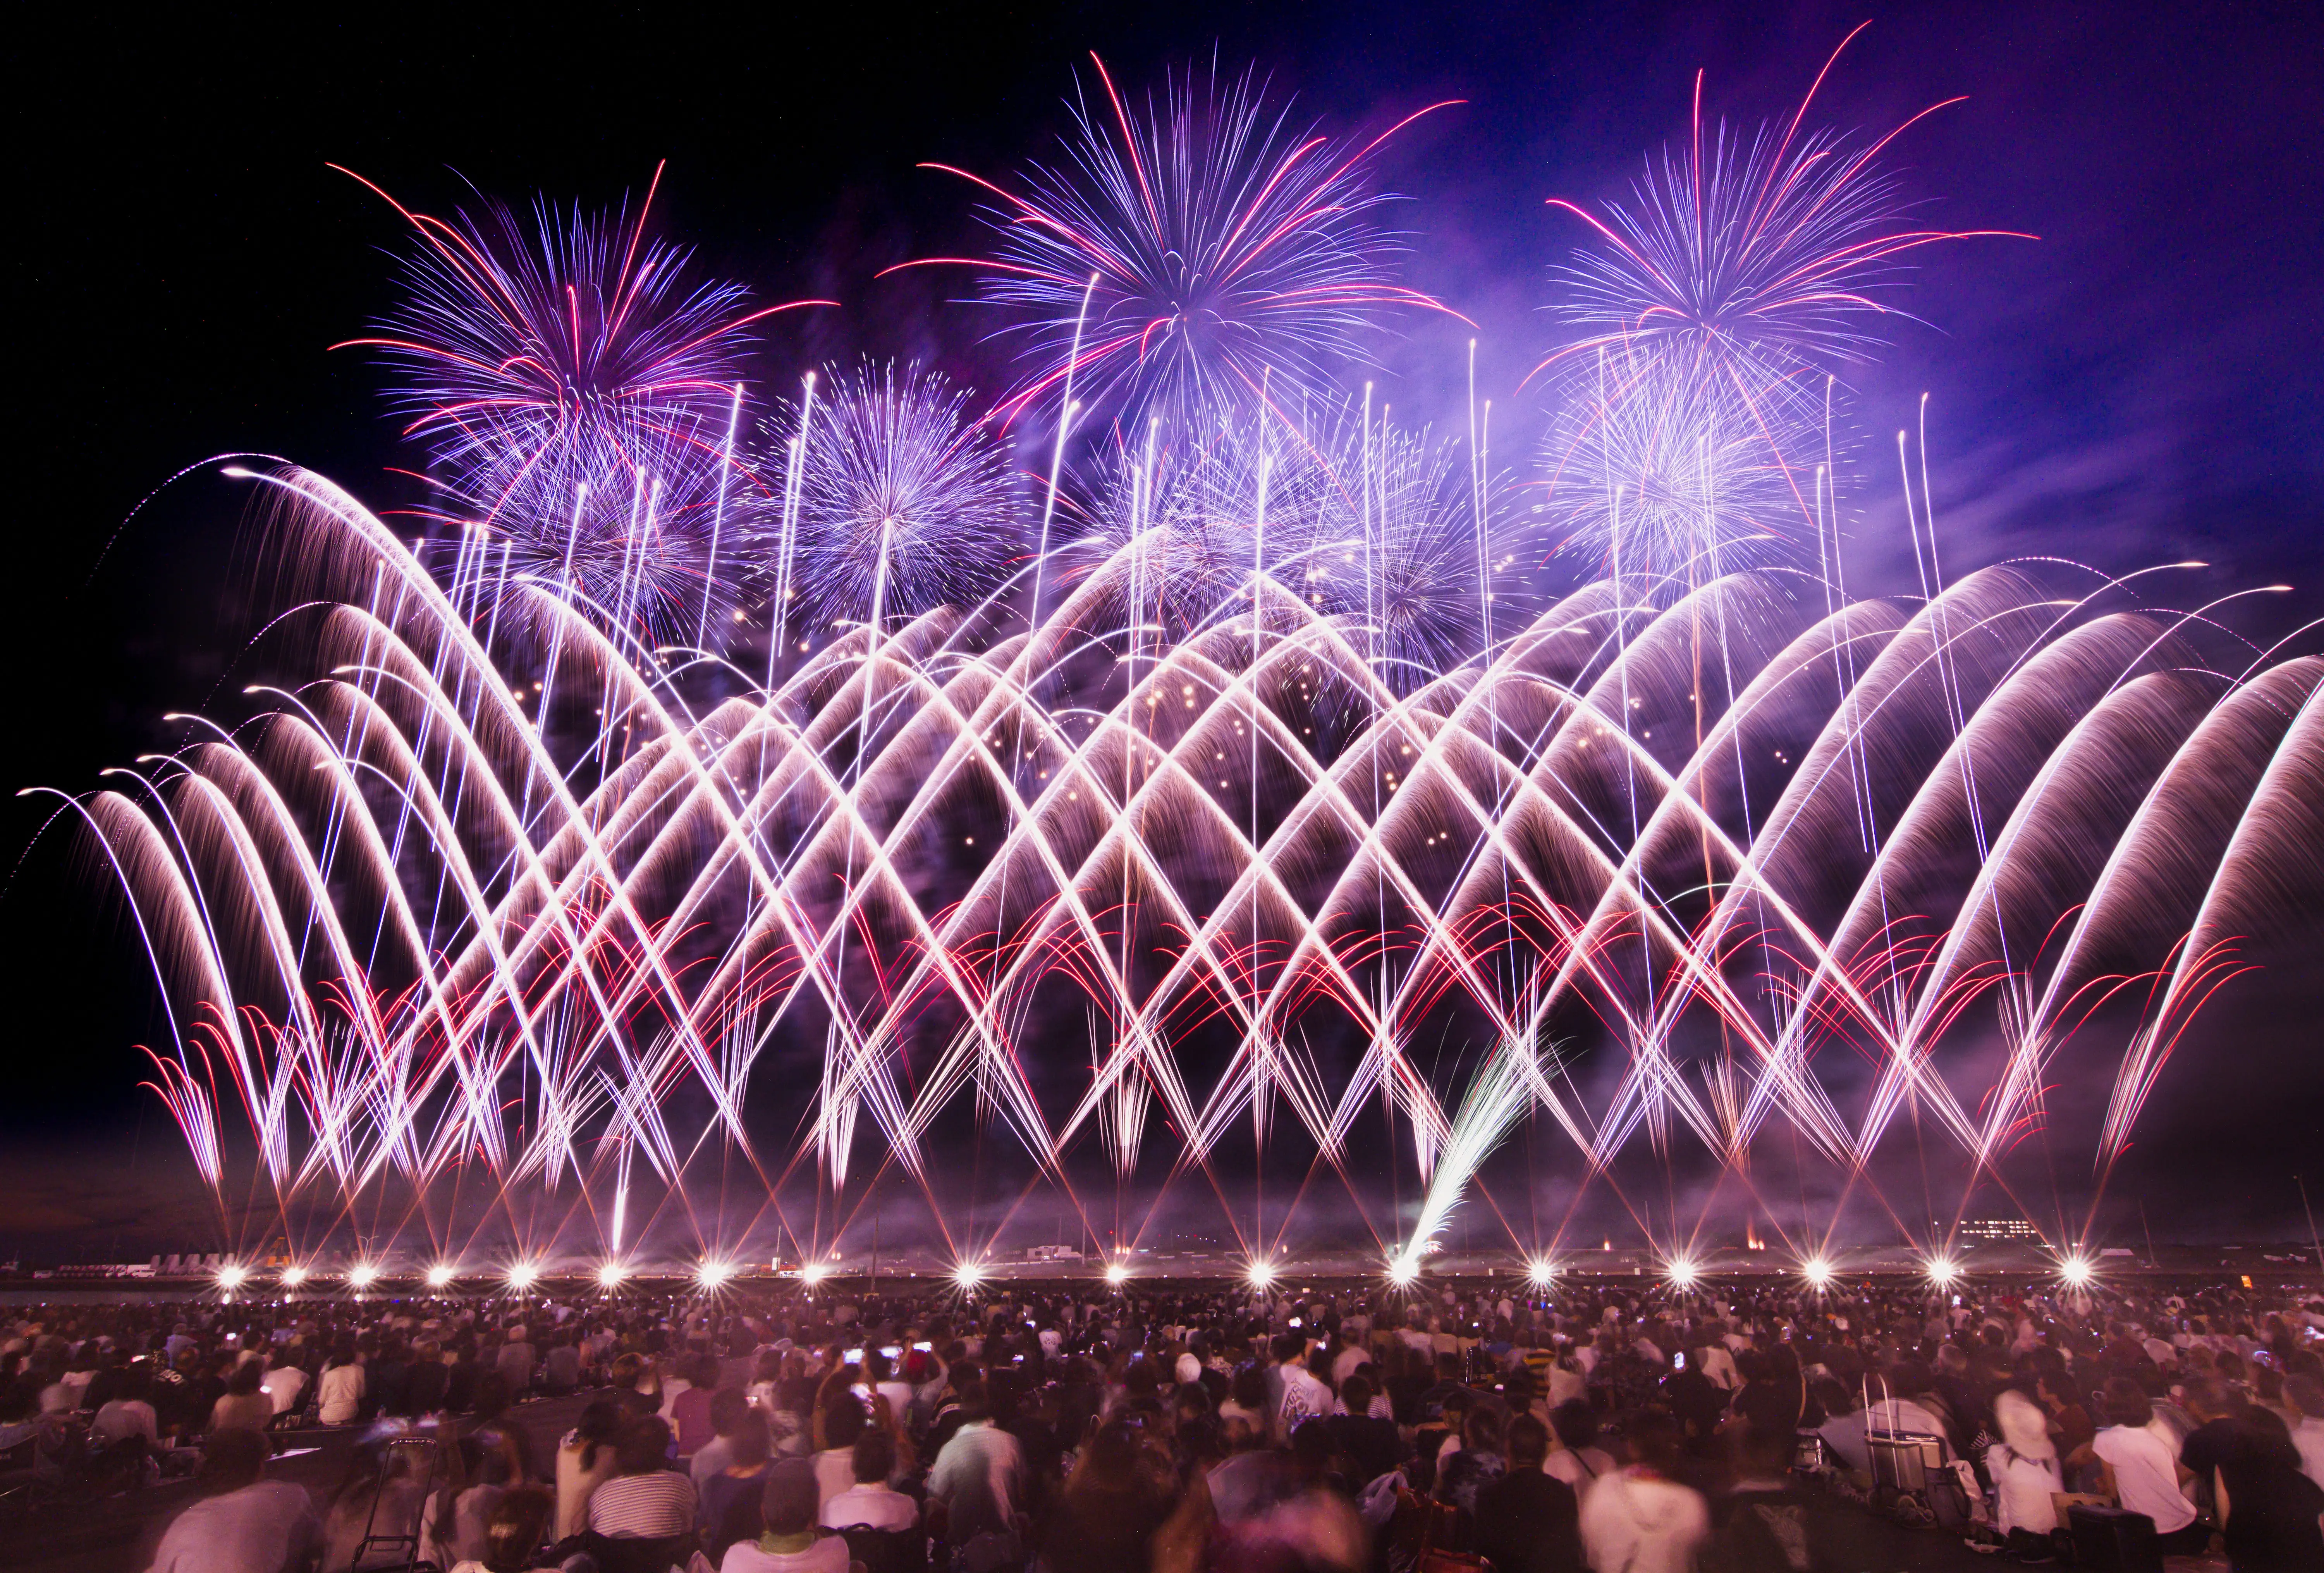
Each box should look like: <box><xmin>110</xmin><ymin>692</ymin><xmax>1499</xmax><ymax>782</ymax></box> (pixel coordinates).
<box><xmin>3</xmin><ymin>1270</ymin><xmax>2321</xmax><ymax>1572</ymax></box>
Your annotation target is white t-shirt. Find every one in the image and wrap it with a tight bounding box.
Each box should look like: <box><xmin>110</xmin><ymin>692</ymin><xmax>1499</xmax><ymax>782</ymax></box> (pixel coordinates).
<box><xmin>812</xmin><ymin>1448</ymin><xmax>856</xmax><ymax>1509</ymax></box>
<box><xmin>2092</xmin><ymin>1424</ymin><xmax>2195</xmax><ymax>1532</ymax></box>
<box><xmin>820</xmin><ymin>1484</ymin><xmax>918</xmax><ymax>1531</ymax></box>
<box><xmin>720</xmin><ymin>1535</ymin><xmax>851</xmax><ymax>1573</ymax></box>
<box><xmin>259</xmin><ymin>1366</ymin><xmax>308</xmax><ymax>1415</ymax></box>
<box><xmin>2293</xmin><ymin>1416</ymin><xmax>2324</xmax><ymax>1490</ymax></box>
<box><xmin>317</xmin><ymin>1363</ymin><xmax>365</xmax><ymax>1424</ymax></box>
<box><xmin>1984</xmin><ymin>1443</ymin><xmax>2061</xmax><ymax>1535</ymax></box>
<box><xmin>147</xmin><ymin>1481</ymin><xmax>321</xmax><ymax>1573</ymax></box>
<box><xmin>1577</xmin><ymin>1468</ymin><xmax>1710</xmax><ymax>1573</ymax></box>
<box><xmin>1277</xmin><ymin>1365</ymin><xmax>1336</xmax><ymax>1434</ymax></box>
<box><xmin>93</xmin><ymin>1398</ymin><xmax>158</xmax><ymax>1445</ymax></box>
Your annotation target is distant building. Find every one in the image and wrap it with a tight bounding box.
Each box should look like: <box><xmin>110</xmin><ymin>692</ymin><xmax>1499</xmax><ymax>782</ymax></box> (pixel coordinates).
<box><xmin>1954</xmin><ymin>1218</ymin><xmax>2044</xmax><ymax>1243</ymax></box>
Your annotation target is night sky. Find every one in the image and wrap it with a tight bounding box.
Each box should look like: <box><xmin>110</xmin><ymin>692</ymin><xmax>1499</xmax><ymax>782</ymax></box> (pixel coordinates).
<box><xmin>6</xmin><ymin>3</ymin><xmax>2318</xmax><ymax>1258</ymax></box>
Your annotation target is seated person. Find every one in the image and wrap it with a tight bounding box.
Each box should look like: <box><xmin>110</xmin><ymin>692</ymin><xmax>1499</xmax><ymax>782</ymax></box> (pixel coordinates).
<box><xmin>720</xmin><ymin>1458</ymin><xmax>851</xmax><ymax>1573</ymax></box>
<box><xmin>819</xmin><ymin>1428</ymin><xmax>916</xmax><ymax>1531</ymax></box>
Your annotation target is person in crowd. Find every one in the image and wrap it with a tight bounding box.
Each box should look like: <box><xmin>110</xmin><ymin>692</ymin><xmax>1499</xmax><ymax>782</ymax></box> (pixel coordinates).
<box><xmin>692</xmin><ymin>1385</ymin><xmax>754</xmax><ymax>1486</ymax></box>
<box><xmin>586</xmin><ymin>1416</ymin><xmax>699</xmax><ymax>1545</ymax></box>
<box><xmin>317</xmin><ymin>1339</ymin><xmax>366</xmax><ymax>1425</ymax></box>
<box><xmin>925</xmin><ymin>1381</ymin><xmax>1026</xmax><ymax>1560</ymax></box>
<box><xmin>433</xmin><ymin>1437</ymin><xmax>519</xmax><ymax>1568</ymax></box>
<box><xmin>496</xmin><ymin>1325</ymin><xmax>537</xmax><ymax>1399</ymax></box>
<box><xmin>1577</xmin><ymin>1411</ymin><xmax>1709</xmax><ymax>1573</ymax></box>
<box><xmin>446</xmin><ymin>1485</ymin><xmax>555</xmax><ymax>1573</ymax></box>
<box><xmin>719</xmin><ymin>1458</ymin><xmax>851</xmax><ymax>1573</ymax></box>
<box><xmin>0</xmin><ymin>1262</ymin><xmax>2314</xmax><ymax>1573</ymax></box>
<box><xmin>207</xmin><ymin>1359</ymin><xmax>275</xmax><ymax>1435</ymax></box>
<box><xmin>2286</xmin><ymin>1375</ymin><xmax>2324</xmax><ymax>1487</ymax></box>
<box><xmin>811</xmin><ymin>1390</ymin><xmax>866</xmax><ymax>1508</ymax></box>
<box><xmin>700</xmin><ymin>1408</ymin><xmax>775</xmax><ymax>1557</ymax></box>
<box><xmin>1037</xmin><ymin>1417</ymin><xmax>1173</xmax><ymax>1573</ymax></box>
<box><xmin>1545</xmin><ymin>1398</ymin><xmax>1616</xmax><ymax>1492</ymax></box>
<box><xmin>2083</xmin><ymin>1375</ymin><xmax>2206</xmax><ymax>1554</ymax></box>
<box><xmin>146</xmin><ymin>1428</ymin><xmax>321</xmax><ymax>1573</ymax></box>
<box><xmin>542</xmin><ymin>1334</ymin><xmax>582</xmax><ymax>1397</ymax></box>
<box><xmin>92</xmin><ymin>1362</ymin><xmax>159</xmax><ymax>1449</ymax></box>
<box><xmin>406</xmin><ymin>1340</ymin><xmax>450</xmax><ymax>1416</ymax></box>
<box><xmin>1474</xmin><ymin>1413</ymin><xmax>1585</xmax><ymax>1573</ymax></box>
<box><xmin>555</xmin><ymin>1396</ymin><xmax>627</xmax><ymax>1542</ymax></box>
<box><xmin>258</xmin><ymin>1355</ymin><xmax>308</xmax><ymax>1416</ymax></box>
<box><xmin>672</xmin><ymin>1353</ymin><xmax>724</xmax><ymax>1456</ymax></box>
<box><xmin>1325</xmin><ymin>1372</ymin><xmax>1403</xmax><ymax>1483</ymax></box>
<box><xmin>2178</xmin><ymin>1383</ymin><xmax>2324</xmax><ymax>1573</ymax></box>
<box><xmin>1702</xmin><ymin>1423</ymin><xmax>1823</xmax><ymax>1573</ymax></box>
<box><xmin>1437</xmin><ymin>1399</ymin><xmax>1509</xmax><ymax>1520</ymax></box>
<box><xmin>820</xmin><ymin>1425</ymin><xmax>918</xmax><ymax>1532</ymax></box>
<box><xmin>1985</xmin><ymin>1388</ymin><xmax>2063</xmax><ymax>1554</ymax></box>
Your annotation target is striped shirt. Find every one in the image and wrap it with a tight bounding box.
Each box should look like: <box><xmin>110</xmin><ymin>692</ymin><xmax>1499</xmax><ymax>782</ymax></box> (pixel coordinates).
<box><xmin>586</xmin><ymin>1469</ymin><xmax>699</xmax><ymax>1538</ymax></box>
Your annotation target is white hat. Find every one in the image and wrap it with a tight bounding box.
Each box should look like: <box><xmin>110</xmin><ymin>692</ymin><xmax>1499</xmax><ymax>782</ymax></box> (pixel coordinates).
<box><xmin>1994</xmin><ymin>1389</ymin><xmax>2054</xmax><ymax>1461</ymax></box>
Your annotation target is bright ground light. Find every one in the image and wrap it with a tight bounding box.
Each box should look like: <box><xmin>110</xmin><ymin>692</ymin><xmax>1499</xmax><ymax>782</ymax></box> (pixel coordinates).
<box><xmin>1526</xmin><ymin>1259</ymin><xmax>1556</xmax><ymax>1290</ymax></box>
<box><xmin>1386</xmin><ymin>1256</ymin><xmax>1419</xmax><ymax>1287</ymax></box>
<box><xmin>216</xmin><ymin>1263</ymin><xmax>246</xmax><ymax>1290</ymax></box>
<box><xmin>347</xmin><ymin>1263</ymin><xmax>378</xmax><ymax>1289</ymax></box>
<box><xmin>279</xmin><ymin>1265</ymin><xmax>307</xmax><ymax>1287</ymax></box>
<box><xmin>799</xmin><ymin>1261</ymin><xmax>830</xmax><ymax>1285</ymax></box>
<box><xmin>697</xmin><ymin>1259</ymin><xmax>735</xmax><ymax>1290</ymax></box>
<box><xmin>1926</xmin><ymin>1256</ymin><xmax>1961</xmax><ymax>1288</ymax></box>
<box><xmin>1246</xmin><ymin>1260</ymin><xmax>1277</xmax><ymax>1290</ymax></box>
<box><xmin>426</xmin><ymin>1264</ymin><xmax>456</xmax><ymax>1288</ymax></box>
<box><xmin>508</xmin><ymin>1263</ymin><xmax>539</xmax><ymax>1291</ymax></box>
<box><xmin>1105</xmin><ymin>1261</ymin><xmax>1129</xmax><ymax>1286</ymax></box>
<box><xmin>2059</xmin><ymin>1253</ymin><xmax>2095</xmax><ymax>1288</ymax></box>
<box><xmin>598</xmin><ymin>1262</ymin><xmax>626</xmax><ymax>1288</ymax></box>
<box><xmin>953</xmin><ymin>1261</ymin><xmax>985</xmax><ymax>1291</ymax></box>
<box><xmin>1665</xmin><ymin>1257</ymin><xmax>1700</xmax><ymax>1290</ymax></box>
<box><xmin>1802</xmin><ymin>1257</ymin><xmax>1836</xmax><ymax>1289</ymax></box>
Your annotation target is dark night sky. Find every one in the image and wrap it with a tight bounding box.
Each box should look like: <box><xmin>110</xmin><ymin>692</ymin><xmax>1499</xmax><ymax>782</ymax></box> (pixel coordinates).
<box><xmin>4</xmin><ymin>3</ymin><xmax>2318</xmax><ymax>1256</ymax></box>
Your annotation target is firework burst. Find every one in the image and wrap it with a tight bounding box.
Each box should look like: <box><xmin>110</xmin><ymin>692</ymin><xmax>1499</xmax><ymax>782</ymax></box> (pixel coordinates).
<box><xmin>1533</xmin><ymin>27</ymin><xmax>2025</xmax><ymax>576</ymax></box>
<box><xmin>1537</xmin><ymin>28</ymin><xmax>2021</xmax><ymax>392</ymax></box>
<box><xmin>790</xmin><ymin>362</ymin><xmax>1024</xmax><ymax>629</ymax></box>
<box><xmin>1067</xmin><ymin>416</ymin><xmax>1343</xmax><ymax>640</ymax></box>
<box><xmin>1540</xmin><ymin>345</ymin><xmax>1814</xmax><ymax>582</ymax></box>
<box><xmin>337</xmin><ymin>164</ymin><xmax>828</xmax><ymax>642</ymax></box>
<box><xmin>900</xmin><ymin>56</ymin><xmax>1464</xmax><ymax>433</ymax></box>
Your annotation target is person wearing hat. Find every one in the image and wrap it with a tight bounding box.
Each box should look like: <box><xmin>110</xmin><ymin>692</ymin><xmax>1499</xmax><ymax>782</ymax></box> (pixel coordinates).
<box><xmin>1987</xmin><ymin>1388</ymin><xmax>2064</xmax><ymax>1555</ymax></box>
